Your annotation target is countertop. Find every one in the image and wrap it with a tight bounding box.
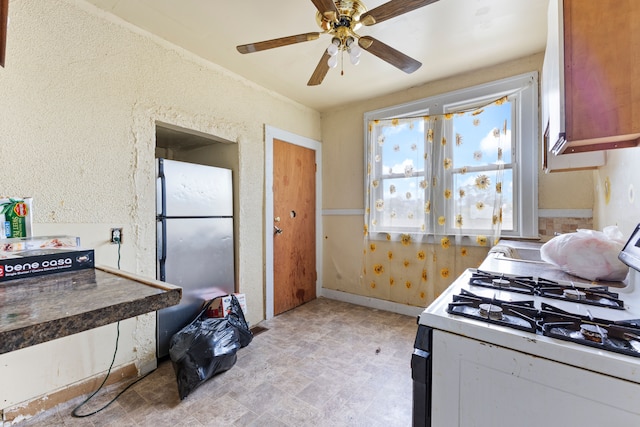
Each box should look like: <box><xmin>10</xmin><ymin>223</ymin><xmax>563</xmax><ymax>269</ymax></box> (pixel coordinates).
<box><xmin>0</xmin><ymin>266</ymin><xmax>181</xmax><ymax>355</ymax></box>
<box><xmin>480</xmin><ymin>240</ymin><xmax>628</xmax><ymax>289</ymax></box>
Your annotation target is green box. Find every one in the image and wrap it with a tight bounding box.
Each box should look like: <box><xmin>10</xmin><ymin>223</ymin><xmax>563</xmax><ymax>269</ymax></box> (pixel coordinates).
<box><xmin>0</xmin><ymin>197</ymin><xmax>33</xmax><ymax>239</ymax></box>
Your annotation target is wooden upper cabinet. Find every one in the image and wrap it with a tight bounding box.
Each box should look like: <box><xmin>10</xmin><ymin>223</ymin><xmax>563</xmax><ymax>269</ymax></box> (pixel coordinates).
<box><xmin>545</xmin><ymin>0</ymin><xmax>640</xmax><ymax>155</ymax></box>
<box><xmin>1</xmin><ymin>0</ymin><xmax>7</xmax><ymax>68</ymax></box>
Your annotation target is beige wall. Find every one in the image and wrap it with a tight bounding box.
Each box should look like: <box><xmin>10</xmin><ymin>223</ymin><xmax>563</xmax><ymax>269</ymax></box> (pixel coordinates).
<box><xmin>320</xmin><ymin>52</ymin><xmax>595</xmax><ymax>304</ymax></box>
<box><xmin>0</xmin><ymin>0</ymin><xmax>320</xmax><ymax>414</ymax></box>
<box><xmin>593</xmin><ymin>147</ymin><xmax>640</xmax><ymax>237</ymax></box>
<box><xmin>539</xmin><ymin>167</ymin><xmax>594</xmax><ymax>209</ymax></box>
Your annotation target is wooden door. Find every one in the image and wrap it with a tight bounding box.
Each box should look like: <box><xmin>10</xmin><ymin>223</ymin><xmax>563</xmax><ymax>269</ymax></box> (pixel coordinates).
<box><xmin>273</xmin><ymin>138</ymin><xmax>316</xmax><ymax>315</ymax></box>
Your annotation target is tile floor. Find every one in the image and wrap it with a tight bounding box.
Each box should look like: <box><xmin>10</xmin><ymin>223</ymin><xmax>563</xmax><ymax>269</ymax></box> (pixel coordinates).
<box><xmin>16</xmin><ymin>298</ymin><xmax>418</xmax><ymax>426</ymax></box>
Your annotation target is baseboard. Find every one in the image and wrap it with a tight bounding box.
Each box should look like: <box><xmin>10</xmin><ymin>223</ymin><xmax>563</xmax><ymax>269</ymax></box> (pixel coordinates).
<box><xmin>2</xmin><ymin>362</ymin><xmax>138</xmax><ymax>424</ymax></box>
<box><xmin>319</xmin><ymin>288</ymin><xmax>425</xmax><ymax>318</ymax></box>
<box><xmin>138</xmin><ymin>358</ymin><xmax>158</xmax><ymax>376</ymax></box>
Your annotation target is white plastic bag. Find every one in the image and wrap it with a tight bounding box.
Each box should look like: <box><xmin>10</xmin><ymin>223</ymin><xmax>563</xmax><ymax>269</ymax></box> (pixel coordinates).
<box><xmin>540</xmin><ymin>226</ymin><xmax>629</xmax><ymax>281</ymax></box>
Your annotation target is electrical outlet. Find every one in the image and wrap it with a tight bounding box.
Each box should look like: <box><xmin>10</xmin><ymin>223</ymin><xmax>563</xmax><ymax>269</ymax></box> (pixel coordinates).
<box><xmin>110</xmin><ymin>228</ymin><xmax>123</xmax><ymax>244</ymax></box>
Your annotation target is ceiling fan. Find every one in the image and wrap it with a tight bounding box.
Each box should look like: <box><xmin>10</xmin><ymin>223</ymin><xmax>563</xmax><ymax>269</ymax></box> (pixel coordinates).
<box><xmin>236</xmin><ymin>0</ymin><xmax>440</xmax><ymax>86</ymax></box>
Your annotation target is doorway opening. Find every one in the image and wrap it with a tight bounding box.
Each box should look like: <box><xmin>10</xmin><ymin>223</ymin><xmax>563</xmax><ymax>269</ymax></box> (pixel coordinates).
<box><xmin>154</xmin><ymin>121</ymin><xmax>239</xmax><ymax>277</ymax></box>
<box><xmin>155</xmin><ymin>122</ymin><xmax>237</xmax><ymax>168</ymax></box>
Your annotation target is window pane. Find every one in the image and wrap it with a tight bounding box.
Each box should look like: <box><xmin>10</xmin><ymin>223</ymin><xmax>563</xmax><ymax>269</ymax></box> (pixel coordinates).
<box><xmin>452</xmin><ymin>169</ymin><xmax>513</xmax><ymax>231</ymax></box>
<box><xmin>451</xmin><ymin>101</ymin><xmax>512</xmax><ymax>168</ymax></box>
<box><xmin>372</xmin><ymin>177</ymin><xmax>425</xmax><ymax>231</ymax></box>
<box><xmin>379</xmin><ymin>119</ymin><xmax>425</xmax><ymax>175</ymax></box>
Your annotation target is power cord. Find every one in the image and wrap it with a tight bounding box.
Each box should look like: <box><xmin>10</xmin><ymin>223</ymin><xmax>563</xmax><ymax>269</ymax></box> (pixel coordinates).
<box><xmin>115</xmin><ymin>235</ymin><xmax>121</xmax><ymax>269</ymax></box>
<box><xmin>72</xmin><ymin>236</ymin><xmax>154</xmax><ymax>417</ymax></box>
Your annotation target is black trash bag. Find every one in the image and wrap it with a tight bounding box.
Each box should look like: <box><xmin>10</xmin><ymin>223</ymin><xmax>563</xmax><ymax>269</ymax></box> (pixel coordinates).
<box><xmin>169</xmin><ymin>301</ymin><xmax>241</xmax><ymax>400</ymax></box>
<box><xmin>226</xmin><ymin>294</ymin><xmax>253</xmax><ymax>348</ymax></box>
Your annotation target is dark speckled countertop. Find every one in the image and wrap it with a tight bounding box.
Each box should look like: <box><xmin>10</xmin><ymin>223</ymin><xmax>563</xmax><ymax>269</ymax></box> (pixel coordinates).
<box><xmin>0</xmin><ymin>265</ymin><xmax>181</xmax><ymax>355</ymax></box>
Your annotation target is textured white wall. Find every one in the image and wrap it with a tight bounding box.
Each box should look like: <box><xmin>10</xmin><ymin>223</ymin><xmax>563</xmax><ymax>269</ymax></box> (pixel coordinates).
<box><xmin>0</xmin><ymin>0</ymin><xmax>320</xmax><ymax>412</ymax></box>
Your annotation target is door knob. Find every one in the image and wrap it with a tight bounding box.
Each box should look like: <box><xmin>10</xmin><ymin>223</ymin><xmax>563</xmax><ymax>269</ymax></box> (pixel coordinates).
<box><xmin>274</xmin><ymin>225</ymin><xmax>283</xmax><ymax>235</ymax></box>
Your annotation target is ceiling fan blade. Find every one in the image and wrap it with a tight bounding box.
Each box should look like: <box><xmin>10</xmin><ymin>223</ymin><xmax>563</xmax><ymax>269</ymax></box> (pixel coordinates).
<box><xmin>307</xmin><ymin>52</ymin><xmax>332</xmax><ymax>86</ymax></box>
<box><xmin>360</xmin><ymin>0</ymin><xmax>440</xmax><ymax>26</ymax></box>
<box><xmin>358</xmin><ymin>36</ymin><xmax>421</xmax><ymax>74</ymax></box>
<box><xmin>237</xmin><ymin>32</ymin><xmax>321</xmax><ymax>54</ymax></box>
<box><xmin>310</xmin><ymin>0</ymin><xmax>339</xmax><ymax>21</ymax></box>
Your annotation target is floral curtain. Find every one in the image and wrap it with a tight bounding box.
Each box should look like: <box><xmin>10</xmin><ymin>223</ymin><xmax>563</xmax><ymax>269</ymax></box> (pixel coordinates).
<box><xmin>361</xmin><ymin>96</ymin><xmax>511</xmax><ymax>306</ymax></box>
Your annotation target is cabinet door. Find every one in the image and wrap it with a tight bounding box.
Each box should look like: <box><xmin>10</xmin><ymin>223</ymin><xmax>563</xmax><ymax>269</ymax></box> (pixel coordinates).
<box><xmin>431</xmin><ymin>330</ymin><xmax>640</xmax><ymax>426</ymax></box>
<box><xmin>541</xmin><ymin>0</ymin><xmax>606</xmax><ymax>170</ymax></box>
<box><xmin>564</xmin><ymin>0</ymin><xmax>640</xmax><ymax>150</ymax></box>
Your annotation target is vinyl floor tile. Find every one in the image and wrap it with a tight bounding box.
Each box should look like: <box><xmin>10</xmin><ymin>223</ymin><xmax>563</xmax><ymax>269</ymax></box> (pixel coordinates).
<box><xmin>11</xmin><ymin>298</ymin><xmax>417</xmax><ymax>426</ymax></box>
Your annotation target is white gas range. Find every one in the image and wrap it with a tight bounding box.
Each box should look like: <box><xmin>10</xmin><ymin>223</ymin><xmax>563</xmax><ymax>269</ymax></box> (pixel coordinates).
<box><xmin>412</xmin><ymin>228</ymin><xmax>640</xmax><ymax>427</ymax></box>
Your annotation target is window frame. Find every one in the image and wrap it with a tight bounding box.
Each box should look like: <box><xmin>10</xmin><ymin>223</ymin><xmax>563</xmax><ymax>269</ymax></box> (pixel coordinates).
<box><xmin>364</xmin><ymin>72</ymin><xmax>539</xmax><ymax>241</ymax></box>
<box><xmin>368</xmin><ymin>116</ymin><xmax>430</xmax><ymax>235</ymax></box>
<box><xmin>442</xmin><ymin>93</ymin><xmax>516</xmax><ymax>235</ymax></box>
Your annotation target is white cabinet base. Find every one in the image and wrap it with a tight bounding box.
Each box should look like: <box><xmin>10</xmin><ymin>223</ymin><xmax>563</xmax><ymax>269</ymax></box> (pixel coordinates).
<box><xmin>431</xmin><ymin>330</ymin><xmax>640</xmax><ymax>426</ymax></box>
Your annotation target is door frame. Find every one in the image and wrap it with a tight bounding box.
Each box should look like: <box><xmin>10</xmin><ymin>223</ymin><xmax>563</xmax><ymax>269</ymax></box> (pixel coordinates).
<box><xmin>265</xmin><ymin>125</ymin><xmax>322</xmax><ymax>320</ymax></box>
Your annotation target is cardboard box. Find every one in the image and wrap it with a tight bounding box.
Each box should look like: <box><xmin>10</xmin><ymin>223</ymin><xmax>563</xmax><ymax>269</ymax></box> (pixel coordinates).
<box><xmin>0</xmin><ymin>235</ymin><xmax>80</xmax><ymax>252</ymax></box>
<box><xmin>0</xmin><ymin>197</ymin><xmax>33</xmax><ymax>239</ymax></box>
<box><xmin>0</xmin><ymin>247</ymin><xmax>94</xmax><ymax>282</ymax></box>
<box><xmin>205</xmin><ymin>293</ymin><xmax>247</xmax><ymax>318</ymax></box>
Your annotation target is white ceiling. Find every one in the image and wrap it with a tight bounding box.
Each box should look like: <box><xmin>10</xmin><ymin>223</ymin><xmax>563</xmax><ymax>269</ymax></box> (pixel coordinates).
<box><xmin>84</xmin><ymin>0</ymin><xmax>549</xmax><ymax>112</ymax></box>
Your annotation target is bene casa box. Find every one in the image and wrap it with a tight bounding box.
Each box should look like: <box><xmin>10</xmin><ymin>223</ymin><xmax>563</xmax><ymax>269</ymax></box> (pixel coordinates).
<box><xmin>0</xmin><ymin>247</ymin><xmax>94</xmax><ymax>282</ymax></box>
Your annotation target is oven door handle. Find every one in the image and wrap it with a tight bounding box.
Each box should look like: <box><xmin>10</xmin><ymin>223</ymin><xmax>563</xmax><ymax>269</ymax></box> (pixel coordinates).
<box><xmin>412</xmin><ymin>325</ymin><xmax>433</xmax><ymax>427</ymax></box>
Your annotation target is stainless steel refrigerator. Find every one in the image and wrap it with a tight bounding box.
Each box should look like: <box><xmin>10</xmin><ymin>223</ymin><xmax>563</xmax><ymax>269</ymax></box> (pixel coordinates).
<box><xmin>156</xmin><ymin>158</ymin><xmax>235</xmax><ymax>358</ymax></box>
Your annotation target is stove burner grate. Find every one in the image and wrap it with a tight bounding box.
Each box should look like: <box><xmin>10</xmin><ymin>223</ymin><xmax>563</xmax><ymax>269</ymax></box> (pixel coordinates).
<box><xmin>538</xmin><ymin>303</ymin><xmax>640</xmax><ymax>357</ymax></box>
<box><xmin>446</xmin><ymin>290</ymin><xmax>640</xmax><ymax>358</ymax></box>
<box><xmin>447</xmin><ymin>290</ymin><xmax>538</xmax><ymax>333</ymax></box>
<box><xmin>470</xmin><ymin>270</ymin><xmax>624</xmax><ymax>310</ymax></box>
<box><xmin>469</xmin><ymin>270</ymin><xmax>537</xmax><ymax>295</ymax></box>
<box><xmin>537</xmin><ymin>285</ymin><xmax>624</xmax><ymax>310</ymax></box>
<box><xmin>542</xmin><ymin>322</ymin><xmax>640</xmax><ymax>358</ymax></box>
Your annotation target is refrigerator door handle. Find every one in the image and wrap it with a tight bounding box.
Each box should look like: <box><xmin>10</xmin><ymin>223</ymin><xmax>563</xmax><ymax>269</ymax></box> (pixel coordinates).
<box><xmin>158</xmin><ymin>218</ymin><xmax>167</xmax><ymax>282</ymax></box>
<box><xmin>157</xmin><ymin>158</ymin><xmax>167</xmax><ymax>282</ymax></box>
<box><xmin>157</xmin><ymin>158</ymin><xmax>167</xmax><ymax>218</ymax></box>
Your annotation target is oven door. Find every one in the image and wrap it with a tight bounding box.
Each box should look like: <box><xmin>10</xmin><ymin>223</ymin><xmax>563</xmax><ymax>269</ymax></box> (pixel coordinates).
<box><xmin>431</xmin><ymin>330</ymin><xmax>640</xmax><ymax>426</ymax></box>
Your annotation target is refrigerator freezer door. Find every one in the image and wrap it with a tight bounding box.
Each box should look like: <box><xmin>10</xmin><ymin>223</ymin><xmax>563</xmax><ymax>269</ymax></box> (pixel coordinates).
<box><xmin>157</xmin><ymin>158</ymin><xmax>233</xmax><ymax>217</ymax></box>
<box><xmin>156</xmin><ymin>217</ymin><xmax>235</xmax><ymax>357</ymax></box>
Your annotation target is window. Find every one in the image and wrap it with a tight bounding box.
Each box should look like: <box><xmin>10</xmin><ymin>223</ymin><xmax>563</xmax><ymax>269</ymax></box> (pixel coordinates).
<box><xmin>364</xmin><ymin>72</ymin><xmax>538</xmax><ymax>241</ymax></box>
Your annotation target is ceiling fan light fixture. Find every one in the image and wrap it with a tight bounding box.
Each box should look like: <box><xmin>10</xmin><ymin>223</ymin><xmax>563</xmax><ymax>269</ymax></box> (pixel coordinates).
<box><xmin>327</xmin><ymin>55</ymin><xmax>339</xmax><ymax>68</ymax></box>
<box><xmin>344</xmin><ymin>36</ymin><xmax>361</xmax><ymax>66</ymax></box>
<box><xmin>349</xmin><ymin>43</ymin><xmax>362</xmax><ymax>58</ymax></box>
<box><xmin>327</xmin><ymin>37</ymin><xmax>341</xmax><ymax>56</ymax></box>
